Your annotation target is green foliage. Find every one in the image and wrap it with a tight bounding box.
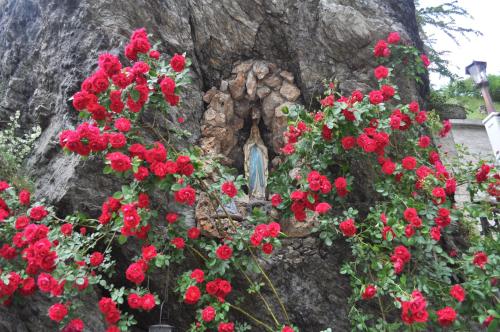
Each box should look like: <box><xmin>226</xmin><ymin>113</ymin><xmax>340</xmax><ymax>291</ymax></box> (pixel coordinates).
<box><xmin>488</xmin><ymin>74</ymin><xmax>500</xmax><ymax>102</ymax></box>
<box><xmin>269</xmin><ymin>37</ymin><xmax>499</xmax><ymax>331</ymax></box>
<box><xmin>415</xmin><ymin>0</ymin><xmax>482</xmax><ymax>79</ymax></box>
<box><xmin>430</xmin><ymin>75</ymin><xmax>500</xmax><ymax>118</ymax></box>
<box><xmin>0</xmin><ymin>110</ymin><xmax>40</xmax><ymax>188</ymax></box>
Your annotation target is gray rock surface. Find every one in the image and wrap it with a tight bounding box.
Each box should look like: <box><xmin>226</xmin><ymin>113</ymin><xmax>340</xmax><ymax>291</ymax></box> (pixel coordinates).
<box><xmin>0</xmin><ymin>0</ymin><xmax>426</xmax><ymax>330</ymax></box>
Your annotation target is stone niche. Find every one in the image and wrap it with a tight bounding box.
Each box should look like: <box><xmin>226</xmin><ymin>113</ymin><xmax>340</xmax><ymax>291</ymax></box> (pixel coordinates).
<box><xmin>196</xmin><ymin>60</ymin><xmax>303</xmax><ymax>236</ymax></box>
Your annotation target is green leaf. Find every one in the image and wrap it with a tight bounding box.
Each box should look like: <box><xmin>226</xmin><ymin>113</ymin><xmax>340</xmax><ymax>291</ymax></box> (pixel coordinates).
<box><xmin>103</xmin><ymin>165</ymin><xmax>113</xmax><ymax>174</ymax></box>
<box><xmin>118</xmin><ymin>235</ymin><xmax>128</xmax><ymax>245</ymax></box>
<box><xmin>130</xmin><ymin>88</ymin><xmax>140</xmax><ymax>102</ymax></box>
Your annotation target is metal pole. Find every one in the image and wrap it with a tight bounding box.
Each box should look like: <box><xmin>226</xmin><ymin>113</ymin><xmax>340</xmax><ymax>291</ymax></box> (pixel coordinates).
<box><xmin>479</xmin><ymin>83</ymin><xmax>496</xmax><ymax>113</ymax></box>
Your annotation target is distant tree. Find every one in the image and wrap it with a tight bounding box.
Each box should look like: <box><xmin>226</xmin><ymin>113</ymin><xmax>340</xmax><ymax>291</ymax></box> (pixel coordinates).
<box><xmin>415</xmin><ymin>0</ymin><xmax>482</xmax><ymax>80</ymax></box>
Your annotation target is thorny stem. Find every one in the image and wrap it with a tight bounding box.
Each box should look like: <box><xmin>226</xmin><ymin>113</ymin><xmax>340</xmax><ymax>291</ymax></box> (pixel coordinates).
<box><xmin>248</xmin><ymin>247</ymin><xmax>291</xmax><ymax>325</ymax></box>
<box><xmin>368</xmin><ymin>269</ymin><xmax>387</xmax><ymax>325</ymax></box>
<box><xmin>187</xmin><ymin>245</ymin><xmax>207</xmax><ymax>262</ymax></box>
<box><xmin>235</xmin><ymin>262</ymin><xmax>280</xmax><ymax>328</ymax></box>
<box><xmin>104</xmin><ymin>230</ymin><xmax>118</xmax><ymax>254</ymax></box>
<box><xmin>228</xmin><ymin>303</ymin><xmax>275</xmax><ymax>332</ymax></box>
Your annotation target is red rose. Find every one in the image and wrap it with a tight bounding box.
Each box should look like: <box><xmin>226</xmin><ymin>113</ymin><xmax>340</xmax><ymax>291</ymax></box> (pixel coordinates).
<box><xmin>184</xmin><ymin>285</ymin><xmax>201</xmax><ymax>304</ymax></box>
<box><xmin>0</xmin><ymin>181</ymin><xmax>10</xmax><ymax>191</ymax></box>
<box><xmin>134</xmin><ymin>166</ymin><xmax>149</xmax><ymax>181</ymax></box>
<box><xmin>90</xmin><ymin>251</ymin><xmax>104</xmax><ymax>267</ymax></box>
<box><xmin>37</xmin><ymin>273</ymin><xmax>53</xmax><ymax>292</ymax></box>
<box><xmin>48</xmin><ymin>303</ymin><xmax>68</xmax><ymax>322</ymax></box>
<box><xmin>106</xmin><ymin>152</ymin><xmax>131</xmax><ymax>172</ymax></box>
<box><xmin>401</xmin><ymin>291</ymin><xmax>428</xmax><ymax>324</ymax></box>
<box><xmin>202</xmin><ymin>306</ymin><xmax>216</xmax><ymax>322</ymax></box>
<box><xmin>405</xmin><ymin>225</ymin><xmax>415</xmax><ymax>238</ymax></box>
<box><xmin>361</xmin><ymin>284</ymin><xmax>377</xmax><ymax>299</ymax></box>
<box><xmin>420</xmin><ymin>54</ymin><xmax>431</xmax><ymax>67</ymax></box>
<box><xmin>19</xmin><ymin>190</ymin><xmax>31</xmax><ymax>205</ymax></box>
<box><xmin>127</xmin><ymin>293</ymin><xmax>143</xmax><ymax>309</ymax></box>
<box><xmin>141</xmin><ymin>293</ymin><xmax>156</xmax><ymax>311</ymax></box>
<box><xmin>137</xmin><ymin>193</ymin><xmax>150</xmax><ymax>208</ymax></box>
<box><xmin>271</xmin><ymin>193</ymin><xmax>283</xmax><ymax>207</ymax></box>
<box><xmin>160</xmin><ymin>76</ymin><xmax>176</xmax><ymax>96</ymax></box>
<box><xmin>339</xmin><ymin>219</ymin><xmax>357</xmax><ymax>237</ymax></box>
<box><xmin>341</xmin><ymin>136</ymin><xmax>356</xmax><ymax>150</ymax></box>
<box><xmin>29</xmin><ymin>206</ymin><xmax>48</xmax><ymax>221</ymax></box>
<box><xmin>221</xmin><ymin>181</ymin><xmax>238</xmax><ymax>198</ymax></box>
<box><xmin>165</xmin><ymin>212</ymin><xmax>179</xmax><ymax>224</ymax></box>
<box><xmin>267</xmin><ymin>222</ymin><xmax>280</xmax><ymax>237</ymax></box>
<box><xmin>114</xmin><ymin>118</ymin><xmax>131</xmax><ymax>132</ymax></box>
<box><xmin>216</xmin><ymin>244</ymin><xmax>233</xmax><ymax>260</ymax></box>
<box><xmin>381</xmin><ymin>160</ymin><xmax>396</xmax><ymax>175</ymax></box>
<box><xmin>387</xmin><ymin>31</ymin><xmax>400</xmax><ymax>44</ymax></box>
<box><xmin>374</xmin><ymin>40</ymin><xmax>389</xmax><ymax>57</ymax></box>
<box><xmin>282</xmin><ymin>327</ymin><xmax>294</xmax><ymax>332</ymax></box>
<box><xmin>473</xmin><ymin>251</ymin><xmax>488</xmax><ymax>268</ymax></box>
<box><xmin>108</xmin><ymin>132</ymin><xmax>127</xmax><ymax>148</ymax></box>
<box><xmin>281</xmin><ymin>143</ymin><xmax>295</xmax><ymax>155</ymax></box>
<box><xmin>374</xmin><ymin>65</ymin><xmax>389</xmax><ymax>80</ymax></box>
<box><xmin>392</xmin><ymin>245</ymin><xmax>411</xmax><ymax>263</ymax></box>
<box><xmin>171</xmin><ymin>237</ymin><xmax>185</xmax><ymax>249</ymax></box>
<box><xmin>368</xmin><ymin>90</ymin><xmax>384</xmax><ymax>105</ymax></box>
<box><xmin>320</xmin><ymin>95</ymin><xmax>335</xmax><ymax>107</ymax></box>
<box><xmin>381</xmin><ymin>84</ymin><xmax>395</xmax><ymax>100</ymax></box>
<box><xmin>72</xmin><ymin>90</ymin><xmax>93</xmax><ymax>110</ymax></box>
<box><xmin>142</xmin><ymin>245</ymin><xmax>157</xmax><ymax>261</ymax></box>
<box><xmin>432</xmin><ymin>187</ymin><xmax>446</xmax><ymax>204</ymax></box>
<box><xmin>262</xmin><ymin>243</ymin><xmax>273</xmax><ymax>254</ymax></box>
<box><xmin>149</xmin><ymin>50</ymin><xmax>160</xmax><ymax>59</ymax></box>
<box><xmin>450</xmin><ymin>284</ymin><xmax>465</xmax><ymax>302</ymax></box>
<box><xmin>98</xmin><ymin>53</ymin><xmax>122</xmax><ymax>76</ymax></box>
<box><xmin>315</xmin><ymin>202</ymin><xmax>331</xmax><ymax>214</ymax></box>
<box><xmin>418</xmin><ymin>135</ymin><xmax>430</xmax><ymax>148</ymax></box>
<box><xmin>60</xmin><ymin>223</ymin><xmax>73</xmax><ymax>236</ymax></box>
<box><xmin>170</xmin><ymin>53</ymin><xmax>186</xmax><ymax>72</ymax></box>
<box><xmin>430</xmin><ymin>226</ymin><xmax>441</xmax><ymax>241</ymax></box>
<box><xmin>187</xmin><ymin>227</ymin><xmax>201</xmax><ymax>240</ymax></box>
<box><xmin>445</xmin><ymin>178</ymin><xmax>457</xmax><ymax>195</ymax></box>
<box><xmin>322</xmin><ymin>124</ymin><xmax>333</xmax><ymax>140</ymax></box>
<box><xmin>483</xmin><ymin>316</ymin><xmax>494</xmax><ymax>327</ymax></box>
<box><xmin>402</xmin><ymin>156</ymin><xmax>417</xmax><ymax>170</ymax></box>
<box><xmin>218</xmin><ymin>322</ymin><xmax>235</xmax><ymax>332</ymax></box>
<box><xmin>436</xmin><ymin>307</ymin><xmax>456</xmax><ymax>326</ymax></box>
<box><xmin>64</xmin><ymin>319</ymin><xmax>84</xmax><ymax>332</ymax></box>
<box><xmin>15</xmin><ymin>216</ymin><xmax>30</xmax><ymax>230</ymax></box>
<box><xmin>126</xmin><ymin>262</ymin><xmax>145</xmax><ymax>285</ymax></box>
<box><xmin>174</xmin><ymin>186</ymin><xmax>196</xmax><ymax>206</ymax></box>
<box><xmin>190</xmin><ymin>269</ymin><xmax>204</xmax><ymax>283</ymax></box>
<box><xmin>132</xmin><ymin>61</ymin><xmax>150</xmax><ymax>74</ymax></box>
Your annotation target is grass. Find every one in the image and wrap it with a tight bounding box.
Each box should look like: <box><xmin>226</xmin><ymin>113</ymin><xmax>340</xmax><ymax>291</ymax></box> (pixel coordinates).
<box><xmin>447</xmin><ymin>96</ymin><xmax>500</xmax><ymax>120</ymax></box>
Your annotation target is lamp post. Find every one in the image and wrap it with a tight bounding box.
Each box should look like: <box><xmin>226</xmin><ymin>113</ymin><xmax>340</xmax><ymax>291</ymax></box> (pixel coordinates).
<box><xmin>465</xmin><ymin>61</ymin><xmax>496</xmax><ymax>113</ymax></box>
<box><xmin>465</xmin><ymin>61</ymin><xmax>500</xmax><ymax>166</ymax></box>
<box><xmin>465</xmin><ymin>61</ymin><xmax>499</xmax><ymax>234</ymax></box>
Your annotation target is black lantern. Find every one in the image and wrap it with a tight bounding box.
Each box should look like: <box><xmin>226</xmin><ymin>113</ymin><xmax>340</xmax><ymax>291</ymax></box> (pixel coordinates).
<box><xmin>465</xmin><ymin>60</ymin><xmax>488</xmax><ymax>86</ymax></box>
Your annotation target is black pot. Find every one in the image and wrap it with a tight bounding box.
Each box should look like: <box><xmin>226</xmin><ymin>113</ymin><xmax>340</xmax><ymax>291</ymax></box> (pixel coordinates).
<box><xmin>148</xmin><ymin>324</ymin><xmax>175</xmax><ymax>332</ymax></box>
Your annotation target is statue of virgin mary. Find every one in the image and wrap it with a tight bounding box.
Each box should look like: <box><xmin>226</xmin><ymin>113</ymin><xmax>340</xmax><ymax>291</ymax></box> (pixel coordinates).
<box><xmin>243</xmin><ymin>115</ymin><xmax>268</xmax><ymax>200</ymax></box>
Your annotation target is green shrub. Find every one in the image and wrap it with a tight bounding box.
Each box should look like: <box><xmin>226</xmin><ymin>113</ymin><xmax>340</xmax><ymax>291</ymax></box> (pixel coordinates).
<box><xmin>0</xmin><ymin>111</ymin><xmax>41</xmax><ymax>188</ymax></box>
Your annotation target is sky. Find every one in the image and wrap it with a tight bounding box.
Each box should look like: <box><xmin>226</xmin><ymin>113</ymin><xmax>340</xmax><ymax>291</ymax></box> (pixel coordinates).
<box><xmin>418</xmin><ymin>0</ymin><xmax>500</xmax><ymax>88</ymax></box>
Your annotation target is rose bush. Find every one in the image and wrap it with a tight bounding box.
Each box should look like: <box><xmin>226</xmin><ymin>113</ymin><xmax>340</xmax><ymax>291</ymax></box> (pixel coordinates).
<box><xmin>0</xmin><ymin>28</ymin><xmax>498</xmax><ymax>332</ymax></box>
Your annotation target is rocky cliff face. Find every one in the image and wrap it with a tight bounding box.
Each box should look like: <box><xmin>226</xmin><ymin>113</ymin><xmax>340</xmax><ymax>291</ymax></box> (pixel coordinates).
<box><xmin>0</xmin><ymin>0</ymin><xmax>425</xmax><ymax>330</ymax></box>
